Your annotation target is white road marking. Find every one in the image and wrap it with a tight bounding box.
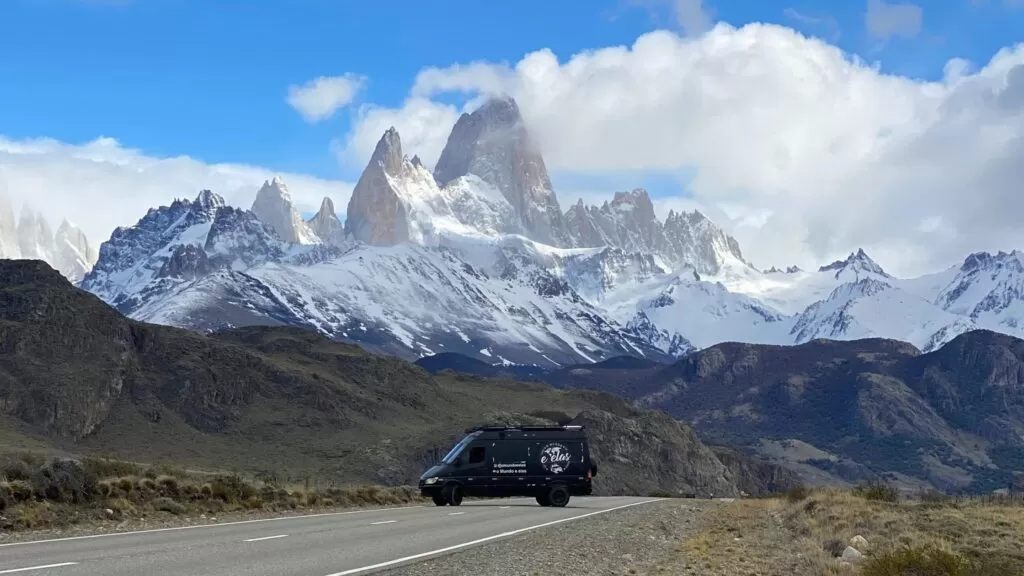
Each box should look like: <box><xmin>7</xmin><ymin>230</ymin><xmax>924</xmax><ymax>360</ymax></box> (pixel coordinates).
<box><xmin>370</xmin><ymin>520</ymin><xmax>397</xmax><ymax>525</ymax></box>
<box><xmin>447</xmin><ymin>512</ymin><xmax>464</xmax><ymax>516</ymax></box>
<box><xmin>0</xmin><ymin>504</ymin><xmax>425</xmax><ymax>548</ymax></box>
<box><xmin>499</xmin><ymin>506</ymin><xmax>510</xmax><ymax>509</ymax></box>
<box><xmin>324</xmin><ymin>499</ymin><xmax>663</xmax><ymax>576</ymax></box>
<box><xmin>0</xmin><ymin>562</ymin><xmax>78</xmax><ymax>574</ymax></box>
<box><xmin>243</xmin><ymin>534</ymin><xmax>288</xmax><ymax>542</ymax></box>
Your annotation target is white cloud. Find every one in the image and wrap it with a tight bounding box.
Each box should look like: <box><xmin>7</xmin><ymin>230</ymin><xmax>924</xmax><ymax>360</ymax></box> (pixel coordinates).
<box><xmin>340</xmin><ymin>22</ymin><xmax>1024</xmax><ymax>277</ymax></box>
<box><xmin>0</xmin><ymin>136</ymin><xmax>354</xmax><ymax>248</ymax></box>
<box><xmin>287</xmin><ymin>74</ymin><xmax>366</xmax><ymax>123</ymax></box>
<box><xmin>865</xmin><ymin>0</ymin><xmax>923</xmax><ymax>41</ymax></box>
<box><xmin>339</xmin><ymin>97</ymin><xmax>461</xmax><ymax>170</ymax></box>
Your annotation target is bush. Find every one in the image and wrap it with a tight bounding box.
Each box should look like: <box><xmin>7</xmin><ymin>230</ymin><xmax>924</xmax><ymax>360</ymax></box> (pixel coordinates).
<box><xmin>785</xmin><ymin>485</ymin><xmax>810</xmax><ymax>502</ymax></box>
<box><xmin>822</xmin><ymin>538</ymin><xmax>846</xmax><ymax>558</ymax></box>
<box><xmin>206</xmin><ymin>475</ymin><xmax>256</xmax><ymax>503</ymax></box>
<box><xmin>862</xmin><ymin>545</ymin><xmax>1022</xmax><ymax>576</ymax></box>
<box><xmin>81</xmin><ymin>456</ymin><xmax>144</xmax><ymax>479</ymax></box>
<box><xmin>31</xmin><ymin>459</ymin><xmax>97</xmax><ymax>504</ymax></box>
<box><xmin>151</xmin><ymin>497</ymin><xmax>186</xmax><ymax>515</ymax></box>
<box><xmin>854</xmin><ymin>480</ymin><xmax>899</xmax><ymax>502</ymax></box>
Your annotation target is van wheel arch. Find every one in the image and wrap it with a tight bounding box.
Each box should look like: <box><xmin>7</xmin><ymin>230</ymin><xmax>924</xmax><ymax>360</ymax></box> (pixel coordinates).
<box><xmin>547</xmin><ymin>483</ymin><xmax>570</xmax><ymax>507</ymax></box>
<box><xmin>443</xmin><ymin>482</ymin><xmax>464</xmax><ymax>506</ymax></box>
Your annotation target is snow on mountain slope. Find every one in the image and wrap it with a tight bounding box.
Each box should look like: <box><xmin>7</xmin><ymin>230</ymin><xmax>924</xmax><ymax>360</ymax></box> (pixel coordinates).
<box><xmin>609</xmin><ymin>268</ymin><xmax>792</xmax><ymax>352</ymax></box>
<box><xmin>790</xmin><ymin>278</ymin><xmax>977</xmax><ymax>351</ymax></box>
<box><xmin>933</xmin><ymin>250</ymin><xmax>1024</xmax><ymax>338</ymax></box>
<box><xmin>712</xmin><ymin>248</ymin><xmax>895</xmax><ymax>315</ymax></box>
<box><xmin>81</xmin><ymin>186</ymin><xmax>667</xmax><ymax>367</ymax></box>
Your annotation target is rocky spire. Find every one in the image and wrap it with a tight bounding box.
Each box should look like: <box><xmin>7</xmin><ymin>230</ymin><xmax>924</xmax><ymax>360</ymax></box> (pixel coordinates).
<box><xmin>17</xmin><ymin>205</ymin><xmax>56</xmax><ymax>261</ymax></box>
<box><xmin>306</xmin><ymin>196</ymin><xmax>346</xmax><ymax>247</ymax></box>
<box><xmin>251</xmin><ymin>177</ymin><xmax>321</xmax><ymax>245</ymax></box>
<box><xmin>53</xmin><ymin>219</ymin><xmax>98</xmax><ymax>282</ymax></box>
<box><xmin>818</xmin><ymin>248</ymin><xmax>889</xmax><ymax>278</ymax></box>
<box><xmin>344</xmin><ymin>127</ymin><xmax>412</xmax><ymax>246</ymax></box>
<box><xmin>432</xmin><ymin>95</ymin><xmax>571</xmax><ymax>247</ymax></box>
<box><xmin>0</xmin><ymin>181</ymin><xmax>19</xmax><ymax>259</ymax></box>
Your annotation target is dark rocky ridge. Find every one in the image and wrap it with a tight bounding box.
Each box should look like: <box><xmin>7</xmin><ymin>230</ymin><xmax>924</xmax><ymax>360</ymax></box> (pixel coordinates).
<box><xmin>549</xmin><ymin>334</ymin><xmax>1024</xmax><ymax>493</ymax></box>
<box><xmin>0</xmin><ymin>259</ymin><xmax>795</xmax><ymax>496</ymax></box>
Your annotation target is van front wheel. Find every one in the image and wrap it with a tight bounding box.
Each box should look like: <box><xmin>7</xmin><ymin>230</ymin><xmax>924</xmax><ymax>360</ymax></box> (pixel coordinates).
<box><xmin>547</xmin><ymin>485</ymin><xmax>570</xmax><ymax>508</ymax></box>
<box><xmin>431</xmin><ymin>493</ymin><xmax>447</xmax><ymax>506</ymax></box>
<box><xmin>535</xmin><ymin>493</ymin><xmax>551</xmax><ymax>506</ymax></box>
<box><xmin>444</xmin><ymin>484</ymin><xmax>463</xmax><ymax>506</ymax></box>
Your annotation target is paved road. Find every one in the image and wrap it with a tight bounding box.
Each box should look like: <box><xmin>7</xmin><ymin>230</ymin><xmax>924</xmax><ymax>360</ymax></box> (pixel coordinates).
<box><xmin>0</xmin><ymin>497</ymin><xmax>658</xmax><ymax>576</ymax></box>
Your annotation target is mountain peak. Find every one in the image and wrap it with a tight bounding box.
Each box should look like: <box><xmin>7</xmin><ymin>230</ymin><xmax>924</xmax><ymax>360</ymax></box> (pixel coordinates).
<box><xmin>318</xmin><ymin>196</ymin><xmax>335</xmax><ymax>215</ymax></box>
<box><xmin>432</xmin><ymin>96</ymin><xmax>570</xmax><ymax>247</ymax></box>
<box><xmin>818</xmin><ymin>248</ymin><xmax>888</xmax><ymax>277</ymax></box>
<box><xmin>959</xmin><ymin>250</ymin><xmax>1024</xmax><ymax>276</ymax></box>
<box><xmin>609</xmin><ymin>188</ymin><xmax>656</xmax><ymax>222</ymax></box>
<box><xmin>369</xmin><ymin>127</ymin><xmax>405</xmax><ymax>177</ymax></box>
<box><xmin>345</xmin><ymin>127</ymin><xmax>414</xmax><ymax>246</ymax></box>
<box><xmin>194</xmin><ymin>189</ymin><xmax>227</xmax><ymax>212</ymax></box>
<box><xmin>473</xmin><ymin>94</ymin><xmax>521</xmax><ymax>122</ymax></box>
<box><xmin>251</xmin><ymin>179</ymin><xmax>320</xmax><ymax>245</ymax></box>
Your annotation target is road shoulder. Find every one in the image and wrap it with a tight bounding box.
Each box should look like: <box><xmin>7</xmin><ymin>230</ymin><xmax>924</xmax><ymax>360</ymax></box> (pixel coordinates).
<box><xmin>378</xmin><ymin>499</ymin><xmax>716</xmax><ymax>576</ymax></box>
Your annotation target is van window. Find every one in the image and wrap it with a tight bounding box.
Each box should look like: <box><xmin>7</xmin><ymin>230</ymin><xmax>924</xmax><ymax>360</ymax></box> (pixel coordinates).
<box><xmin>468</xmin><ymin>446</ymin><xmax>486</xmax><ymax>464</ymax></box>
<box><xmin>441</xmin><ymin>431</ymin><xmax>479</xmax><ymax>464</ymax></box>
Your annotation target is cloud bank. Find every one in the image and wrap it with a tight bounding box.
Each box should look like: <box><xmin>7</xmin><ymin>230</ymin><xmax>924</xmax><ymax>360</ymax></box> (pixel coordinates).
<box><xmin>0</xmin><ymin>137</ymin><xmax>354</xmax><ymax>247</ymax></box>
<box><xmin>337</xmin><ymin>22</ymin><xmax>1024</xmax><ymax>277</ymax></box>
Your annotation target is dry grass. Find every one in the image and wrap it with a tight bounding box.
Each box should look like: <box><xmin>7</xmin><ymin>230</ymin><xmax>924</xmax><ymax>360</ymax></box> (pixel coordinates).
<box><xmin>678</xmin><ymin>489</ymin><xmax>1024</xmax><ymax>575</ymax></box>
<box><xmin>0</xmin><ymin>454</ymin><xmax>424</xmax><ymax>533</ymax></box>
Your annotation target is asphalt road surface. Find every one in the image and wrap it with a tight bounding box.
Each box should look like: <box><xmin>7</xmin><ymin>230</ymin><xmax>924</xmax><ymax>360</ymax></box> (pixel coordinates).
<box><xmin>0</xmin><ymin>496</ymin><xmax>658</xmax><ymax>576</ymax></box>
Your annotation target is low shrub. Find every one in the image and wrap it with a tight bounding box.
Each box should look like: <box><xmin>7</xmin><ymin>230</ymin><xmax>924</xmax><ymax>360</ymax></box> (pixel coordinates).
<box><xmin>862</xmin><ymin>544</ymin><xmax>1022</xmax><ymax>576</ymax></box>
<box><xmin>853</xmin><ymin>480</ymin><xmax>899</xmax><ymax>502</ymax></box>
<box><xmin>784</xmin><ymin>485</ymin><xmax>810</xmax><ymax>503</ymax></box>
<box><xmin>151</xmin><ymin>497</ymin><xmax>186</xmax><ymax>515</ymax></box>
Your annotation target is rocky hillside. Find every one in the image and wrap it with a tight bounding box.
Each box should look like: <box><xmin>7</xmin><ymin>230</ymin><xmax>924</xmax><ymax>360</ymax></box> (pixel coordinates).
<box><xmin>549</xmin><ymin>333</ymin><xmax>1024</xmax><ymax>494</ymax></box>
<box><xmin>0</xmin><ymin>259</ymin><xmax>794</xmax><ymax>497</ymax></box>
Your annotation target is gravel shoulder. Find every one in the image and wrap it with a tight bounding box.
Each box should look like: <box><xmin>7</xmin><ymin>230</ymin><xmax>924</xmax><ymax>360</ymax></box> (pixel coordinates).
<box><xmin>380</xmin><ymin>499</ymin><xmax>718</xmax><ymax>576</ymax></box>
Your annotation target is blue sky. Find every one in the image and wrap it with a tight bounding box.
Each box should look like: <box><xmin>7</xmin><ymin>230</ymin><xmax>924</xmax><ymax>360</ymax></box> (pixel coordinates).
<box><xmin>2</xmin><ymin>0</ymin><xmax>1022</xmax><ymax>186</ymax></box>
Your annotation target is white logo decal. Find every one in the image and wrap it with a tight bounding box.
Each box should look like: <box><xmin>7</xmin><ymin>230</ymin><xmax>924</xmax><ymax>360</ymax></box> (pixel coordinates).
<box><xmin>540</xmin><ymin>442</ymin><xmax>572</xmax><ymax>474</ymax></box>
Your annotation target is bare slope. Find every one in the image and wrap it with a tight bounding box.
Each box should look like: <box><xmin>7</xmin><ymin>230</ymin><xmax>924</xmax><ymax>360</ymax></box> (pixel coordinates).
<box><xmin>0</xmin><ymin>259</ymin><xmax>794</xmax><ymax>496</ymax></box>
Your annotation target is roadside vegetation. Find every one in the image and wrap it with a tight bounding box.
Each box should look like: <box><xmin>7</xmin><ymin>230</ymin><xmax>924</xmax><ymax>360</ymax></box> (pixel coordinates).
<box><xmin>678</xmin><ymin>482</ymin><xmax>1024</xmax><ymax>575</ymax></box>
<box><xmin>0</xmin><ymin>452</ymin><xmax>423</xmax><ymax>535</ymax></box>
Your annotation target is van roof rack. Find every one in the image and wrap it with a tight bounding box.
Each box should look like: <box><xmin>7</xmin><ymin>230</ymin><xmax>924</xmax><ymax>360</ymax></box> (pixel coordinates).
<box><xmin>464</xmin><ymin>424</ymin><xmax>584</xmax><ymax>433</ymax></box>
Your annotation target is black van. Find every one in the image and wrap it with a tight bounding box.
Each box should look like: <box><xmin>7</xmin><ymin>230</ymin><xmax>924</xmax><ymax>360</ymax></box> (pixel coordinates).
<box><xmin>419</xmin><ymin>425</ymin><xmax>598</xmax><ymax>507</ymax></box>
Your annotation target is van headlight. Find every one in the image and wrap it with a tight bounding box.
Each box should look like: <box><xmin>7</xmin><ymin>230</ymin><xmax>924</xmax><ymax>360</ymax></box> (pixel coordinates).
<box><xmin>424</xmin><ymin>477</ymin><xmax>439</xmax><ymax>485</ymax></box>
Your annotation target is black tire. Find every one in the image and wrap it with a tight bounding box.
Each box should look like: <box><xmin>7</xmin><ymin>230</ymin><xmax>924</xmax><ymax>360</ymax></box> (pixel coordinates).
<box><xmin>548</xmin><ymin>485</ymin><xmax>570</xmax><ymax>508</ymax></box>
<box><xmin>535</xmin><ymin>493</ymin><xmax>551</xmax><ymax>506</ymax></box>
<box><xmin>431</xmin><ymin>493</ymin><xmax>447</xmax><ymax>506</ymax></box>
<box><xmin>444</xmin><ymin>483</ymin><xmax>463</xmax><ymax>506</ymax></box>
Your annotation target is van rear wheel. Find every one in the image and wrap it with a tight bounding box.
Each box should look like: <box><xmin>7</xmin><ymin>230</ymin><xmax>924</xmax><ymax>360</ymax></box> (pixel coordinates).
<box><xmin>443</xmin><ymin>483</ymin><xmax>463</xmax><ymax>506</ymax></box>
<box><xmin>547</xmin><ymin>485</ymin><xmax>570</xmax><ymax>508</ymax></box>
<box><xmin>535</xmin><ymin>493</ymin><xmax>551</xmax><ymax>506</ymax></box>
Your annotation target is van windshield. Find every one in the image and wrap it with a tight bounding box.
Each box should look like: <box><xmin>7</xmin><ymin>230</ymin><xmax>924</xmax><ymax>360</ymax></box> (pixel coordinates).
<box><xmin>441</xmin><ymin>431</ymin><xmax>479</xmax><ymax>464</ymax></box>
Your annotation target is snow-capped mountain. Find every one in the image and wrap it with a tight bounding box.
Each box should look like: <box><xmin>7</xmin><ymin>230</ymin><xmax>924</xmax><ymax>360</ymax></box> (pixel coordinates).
<box><xmin>79</xmin><ymin>178</ymin><xmax>669</xmax><ymax>367</ymax></box>
<box><xmin>0</xmin><ymin>184</ymin><xmax>98</xmax><ymax>281</ymax></box>
<box><xmin>74</xmin><ymin>95</ymin><xmax>1024</xmax><ymax>366</ymax></box>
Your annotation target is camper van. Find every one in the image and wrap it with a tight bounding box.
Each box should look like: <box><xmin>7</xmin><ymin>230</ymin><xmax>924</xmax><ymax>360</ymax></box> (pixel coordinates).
<box><xmin>419</xmin><ymin>425</ymin><xmax>598</xmax><ymax>507</ymax></box>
